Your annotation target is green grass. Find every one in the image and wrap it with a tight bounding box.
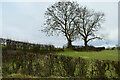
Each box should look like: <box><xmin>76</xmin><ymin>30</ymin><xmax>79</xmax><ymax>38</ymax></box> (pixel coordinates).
<box><xmin>56</xmin><ymin>49</ymin><xmax>118</xmax><ymax>61</ymax></box>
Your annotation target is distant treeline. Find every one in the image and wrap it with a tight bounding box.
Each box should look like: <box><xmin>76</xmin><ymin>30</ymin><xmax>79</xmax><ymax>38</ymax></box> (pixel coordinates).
<box><xmin>0</xmin><ymin>38</ymin><xmax>63</xmax><ymax>53</ymax></box>
<box><xmin>72</xmin><ymin>45</ymin><xmax>105</xmax><ymax>51</ymax></box>
<box><xmin>1</xmin><ymin>38</ymin><xmax>112</xmax><ymax>52</ymax></box>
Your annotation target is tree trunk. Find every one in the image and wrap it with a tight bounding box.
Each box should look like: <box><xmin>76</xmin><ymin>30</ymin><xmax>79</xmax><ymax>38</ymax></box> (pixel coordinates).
<box><xmin>84</xmin><ymin>40</ymin><xmax>88</xmax><ymax>51</ymax></box>
<box><xmin>67</xmin><ymin>40</ymin><xmax>73</xmax><ymax>49</ymax></box>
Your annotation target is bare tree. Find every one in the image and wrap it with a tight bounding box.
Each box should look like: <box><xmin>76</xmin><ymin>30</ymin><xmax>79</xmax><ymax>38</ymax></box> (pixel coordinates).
<box><xmin>76</xmin><ymin>7</ymin><xmax>105</xmax><ymax>50</ymax></box>
<box><xmin>42</xmin><ymin>1</ymin><xmax>81</xmax><ymax>49</ymax></box>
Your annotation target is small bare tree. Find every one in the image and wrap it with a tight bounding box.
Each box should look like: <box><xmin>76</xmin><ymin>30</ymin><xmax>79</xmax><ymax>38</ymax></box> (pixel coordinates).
<box><xmin>42</xmin><ymin>1</ymin><xmax>81</xmax><ymax>49</ymax></box>
<box><xmin>76</xmin><ymin>7</ymin><xmax>105</xmax><ymax>50</ymax></box>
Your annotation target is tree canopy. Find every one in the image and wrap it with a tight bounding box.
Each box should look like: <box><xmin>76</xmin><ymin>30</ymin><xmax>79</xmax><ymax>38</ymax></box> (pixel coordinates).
<box><xmin>42</xmin><ymin>1</ymin><xmax>105</xmax><ymax>50</ymax></box>
<box><xmin>76</xmin><ymin>7</ymin><xmax>105</xmax><ymax>50</ymax></box>
<box><xmin>42</xmin><ymin>1</ymin><xmax>81</xmax><ymax>49</ymax></box>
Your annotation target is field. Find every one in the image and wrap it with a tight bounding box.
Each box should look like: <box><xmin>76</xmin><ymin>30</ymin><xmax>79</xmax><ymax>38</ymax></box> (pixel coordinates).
<box><xmin>56</xmin><ymin>49</ymin><xmax>118</xmax><ymax>61</ymax></box>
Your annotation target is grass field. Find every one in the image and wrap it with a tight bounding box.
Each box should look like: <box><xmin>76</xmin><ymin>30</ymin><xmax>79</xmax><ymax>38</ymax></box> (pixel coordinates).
<box><xmin>56</xmin><ymin>49</ymin><xmax>118</xmax><ymax>61</ymax></box>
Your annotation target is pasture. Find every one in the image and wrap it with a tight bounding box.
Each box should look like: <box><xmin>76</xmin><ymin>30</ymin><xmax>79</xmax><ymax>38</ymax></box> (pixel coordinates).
<box><xmin>56</xmin><ymin>49</ymin><xmax>118</xmax><ymax>61</ymax></box>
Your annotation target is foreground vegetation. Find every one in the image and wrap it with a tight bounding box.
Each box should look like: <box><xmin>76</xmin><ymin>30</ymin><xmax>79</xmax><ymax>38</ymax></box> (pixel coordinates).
<box><xmin>2</xmin><ymin>50</ymin><xmax>119</xmax><ymax>79</ymax></box>
<box><xmin>56</xmin><ymin>49</ymin><xmax>118</xmax><ymax>61</ymax></box>
<box><xmin>1</xmin><ymin>38</ymin><xmax>120</xmax><ymax>79</ymax></box>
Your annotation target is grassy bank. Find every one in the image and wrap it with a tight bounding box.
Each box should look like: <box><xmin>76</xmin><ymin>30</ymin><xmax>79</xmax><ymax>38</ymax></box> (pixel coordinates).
<box><xmin>56</xmin><ymin>49</ymin><xmax>118</xmax><ymax>61</ymax></box>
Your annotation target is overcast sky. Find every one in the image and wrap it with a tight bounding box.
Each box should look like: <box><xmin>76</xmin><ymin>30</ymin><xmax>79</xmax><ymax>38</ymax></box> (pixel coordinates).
<box><xmin>0</xmin><ymin>1</ymin><xmax>118</xmax><ymax>48</ymax></box>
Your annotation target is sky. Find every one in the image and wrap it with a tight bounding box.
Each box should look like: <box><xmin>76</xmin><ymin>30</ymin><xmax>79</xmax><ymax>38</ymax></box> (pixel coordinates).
<box><xmin>0</xmin><ymin>0</ymin><xmax>118</xmax><ymax>48</ymax></box>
